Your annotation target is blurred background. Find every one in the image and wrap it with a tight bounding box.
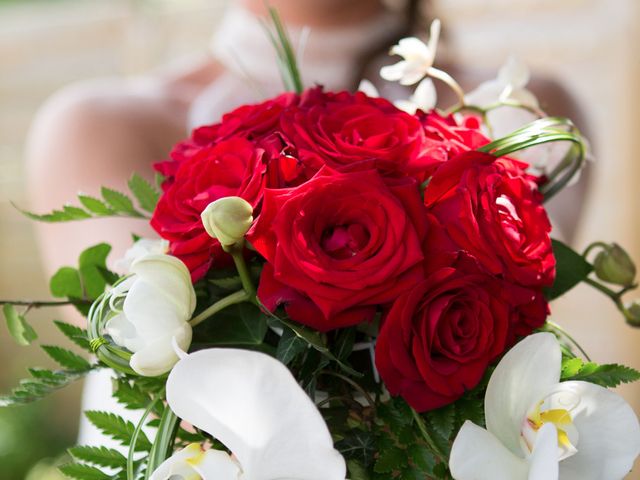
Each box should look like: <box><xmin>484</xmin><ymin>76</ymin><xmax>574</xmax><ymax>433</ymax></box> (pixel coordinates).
<box><xmin>0</xmin><ymin>0</ymin><xmax>638</xmax><ymax>478</ymax></box>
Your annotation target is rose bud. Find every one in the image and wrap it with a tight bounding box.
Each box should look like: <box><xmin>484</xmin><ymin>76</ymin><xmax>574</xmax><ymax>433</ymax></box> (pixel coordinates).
<box><xmin>201</xmin><ymin>196</ymin><xmax>254</xmax><ymax>247</ymax></box>
<box><xmin>594</xmin><ymin>243</ymin><xmax>636</xmax><ymax>286</ymax></box>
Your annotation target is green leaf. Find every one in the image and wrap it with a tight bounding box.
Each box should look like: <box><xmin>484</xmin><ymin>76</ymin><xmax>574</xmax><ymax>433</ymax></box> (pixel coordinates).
<box><xmin>276</xmin><ymin>327</ymin><xmax>308</xmax><ymax>365</ymax></box>
<box><xmin>59</xmin><ymin>462</ymin><xmax>112</xmax><ymax>480</ymax></box>
<box><xmin>0</xmin><ymin>368</ymin><xmax>89</xmax><ymax>406</ymax></box>
<box><xmin>128</xmin><ymin>173</ymin><xmax>160</xmax><ymax>213</ymax></box>
<box><xmin>78</xmin><ymin>243</ymin><xmax>113</xmax><ymax>299</ymax></box>
<box><xmin>545</xmin><ymin>239</ymin><xmax>593</xmax><ymax>301</ymax></box>
<box><xmin>54</xmin><ymin>320</ymin><xmax>91</xmax><ymax>351</ymax></box>
<box><xmin>3</xmin><ymin>304</ymin><xmax>37</xmax><ymax>346</ymax></box>
<box><xmin>113</xmin><ymin>380</ymin><xmax>151</xmax><ymax>410</ymax></box>
<box><xmin>84</xmin><ymin>411</ymin><xmax>152</xmax><ymax>451</ymax></box>
<box><xmin>78</xmin><ymin>194</ymin><xmax>115</xmax><ymax>215</ymax></box>
<box><xmin>347</xmin><ymin>460</ymin><xmax>370</xmax><ymax>480</ymax></box>
<box><xmin>425</xmin><ymin>403</ymin><xmax>456</xmax><ymax>440</ymax></box>
<box><xmin>100</xmin><ymin>187</ymin><xmax>142</xmax><ymax>217</ymax></box>
<box><xmin>561</xmin><ymin>359</ymin><xmax>640</xmax><ymax>388</ymax></box>
<box><xmin>408</xmin><ymin>443</ymin><xmax>436</xmax><ymax>474</ymax></box>
<box><xmin>373</xmin><ymin>447</ymin><xmax>404</xmax><ymax>474</ymax></box>
<box><xmin>69</xmin><ymin>446</ymin><xmax>126</xmax><ymax>469</ymax></box>
<box><xmin>42</xmin><ymin>345</ymin><xmax>91</xmax><ymax>371</ymax></box>
<box><xmin>50</xmin><ymin>266</ymin><xmax>83</xmax><ymax>298</ymax></box>
<box><xmin>197</xmin><ymin>303</ymin><xmax>268</xmax><ymax>346</ymax></box>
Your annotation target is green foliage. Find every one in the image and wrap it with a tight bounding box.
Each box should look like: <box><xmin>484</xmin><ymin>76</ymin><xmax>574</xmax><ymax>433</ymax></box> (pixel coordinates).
<box><xmin>3</xmin><ymin>303</ymin><xmax>38</xmax><ymax>346</ymax></box>
<box><xmin>54</xmin><ymin>320</ymin><xmax>91</xmax><ymax>351</ymax></box>
<box><xmin>84</xmin><ymin>411</ymin><xmax>152</xmax><ymax>452</ymax></box>
<box><xmin>545</xmin><ymin>239</ymin><xmax>593</xmax><ymax>301</ymax></box>
<box><xmin>68</xmin><ymin>446</ymin><xmax>127</xmax><ymax>469</ymax></box>
<box><xmin>195</xmin><ymin>302</ymin><xmax>269</xmax><ymax>346</ymax></box>
<box><xmin>59</xmin><ymin>463</ymin><xmax>112</xmax><ymax>480</ymax></box>
<box><xmin>0</xmin><ymin>367</ymin><xmax>90</xmax><ymax>407</ymax></box>
<box><xmin>561</xmin><ymin>357</ymin><xmax>640</xmax><ymax>388</ymax></box>
<box><xmin>276</xmin><ymin>327</ymin><xmax>308</xmax><ymax>365</ymax></box>
<box><xmin>42</xmin><ymin>345</ymin><xmax>91</xmax><ymax>371</ymax></box>
<box><xmin>16</xmin><ymin>173</ymin><xmax>160</xmax><ymax>223</ymax></box>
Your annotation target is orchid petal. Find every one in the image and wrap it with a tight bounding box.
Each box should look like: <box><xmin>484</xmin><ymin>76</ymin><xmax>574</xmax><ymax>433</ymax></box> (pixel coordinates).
<box><xmin>358</xmin><ymin>79</ymin><xmax>379</xmax><ymax>98</ymax></box>
<box><xmin>498</xmin><ymin>55</ymin><xmax>530</xmax><ymax>90</ymax></box>
<box><xmin>528</xmin><ymin>423</ymin><xmax>559</xmax><ymax>480</ymax></box>
<box><xmin>553</xmin><ymin>381</ymin><xmax>640</xmax><ymax>480</ymax></box>
<box><xmin>450</xmin><ymin>421</ymin><xmax>528</xmax><ymax>480</ymax></box>
<box><xmin>380</xmin><ymin>61</ymin><xmax>408</xmax><ymax>82</ymax></box>
<box><xmin>485</xmin><ymin>333</ymin><xmax>561</xmax><ymax>456</ymax></box>
<box><xmin>165</xmin><ymin>349</ymin><xmax>346</xmax><ymax>480</ymax></box>
<box><xmin>150</xmin><ymin>444</ymin><xmax>241</xmax><ymax>480</ymax></box>
<box><xmin>129</xmin><ymin>324</ymin><xmax>192</xmax><ymax>377</ymax></box>
<box><xmin>411</xmin><ymin>78</ymin><xmax>437</xmax><ymax>111</ymax></box>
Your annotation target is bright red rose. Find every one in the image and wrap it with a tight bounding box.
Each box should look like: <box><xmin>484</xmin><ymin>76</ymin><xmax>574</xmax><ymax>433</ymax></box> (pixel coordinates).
<box><xmin>279</xmin><ymin>88</ymin><xmax>429</xmax><ymax>176</ymax></box>
<box><xmin>248</xmin><ymin>168</ymin><xmax>428</xmax><ymax>331</ymax></box>
<box><xmin>424</xmin><ymin>151</ymin><xmax>555</xmax><ymax>288</ymax></box>
<box><xmin>415</xmin><ymin>111</ymin><xmax>490</xmax><ymax>179</ymax></box>
<box><xmin>375</xmin><ymin>254</ymin><xmax>536</xmax><ymax>412</ymax></box>
<box><xmin>151</xmin><ymin>138</ymin><xmax>266</xmax><ymax>281</ymax></box>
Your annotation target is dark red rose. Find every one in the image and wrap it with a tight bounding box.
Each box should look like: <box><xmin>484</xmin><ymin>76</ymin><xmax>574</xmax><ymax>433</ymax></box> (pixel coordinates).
<box><xmin>248</xmin><ymin>168</ymin><xmax>428</xmax><ymax>331</ymax></box>
<box><xmin>375</xmin><ymin>254</ymin><xmax>537</xmax><ymax>412</ymax></box>
<box><xmin>279</xmin><ymin>88</ymin><xmax>429</xmax><ymax>176</ymax></box>
<box><xmin>414</xmin><ymin>111</ymin><xmax>490</xmax><ymax>179</ymax></box>
<box><xmin>423</xmin><ymin>151</ymin><xmax>555</xmax><ymax>288</ymax></box>
<box><xmin>151</xmin><ymin>138</ymin><xmax>266</xmax><ymax>281</ymax></box>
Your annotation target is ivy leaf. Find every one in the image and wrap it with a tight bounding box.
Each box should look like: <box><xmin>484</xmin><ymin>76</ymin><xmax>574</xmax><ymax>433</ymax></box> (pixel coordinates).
<box><xmin>100</xmin><ymin>187</ymin><xmax>143</xmax><ymax>217</ymax></box>
<box><xmin>59</xmin><ymin>463</ymin><xmax>112</xmax><ymax>480</ymax></box>
<box><xmin>276</xmin><ymin>327</ymin><xmax>308</xmax><ymax>365</ymax></box>
<box><xmin>54</xmin><ymin>320</ymin><xmax>91</xmax><ymax>351</ymax></box>
<box><xmin>3</xmin><ymin>304</ymin><xmax>37</xmax><ymax>346</ymax></box>
<box><xmin>69</xmin><ymin>445</ymin><xmax>127</xmax><ymax>469</ymax></box>
<box><xmin>84</xmin><ymin>410</ymin><xmax>152</xmax><ymax>451</ymax></box>
<box><xmin>50</xmin><ymin>266</ymin><xmax>83</xmax><ymax>299</ymax></box>
<box><xmin>561</xmin><ymin>358</ymin><xmax>640</xmax><ymax>387</ymax></box>
<box><xmin>545</xmin><ymin>239</ymin><xmax>593</xmax><ymax>300</ymax></box>
<box><xmin>42</xmin><ymin>345</ymin><xmax>91</xmax><ymax>371</ymax></box>
<box><xmin>128</xmin><ymin>173</ymin><xmax>160</xmax><ymax>213</ymax></box>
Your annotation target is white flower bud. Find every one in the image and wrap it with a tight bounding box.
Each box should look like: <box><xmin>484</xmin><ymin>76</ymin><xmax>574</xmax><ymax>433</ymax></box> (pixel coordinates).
<box><xmin>201</xmin><ymin>196</ymin><xmax>254</xmax><ymax>247</ymax></box>
<box><xmin>105</xmin><ymin>254</ymin><xmax>196</xmax><ymax>376</ymax></box>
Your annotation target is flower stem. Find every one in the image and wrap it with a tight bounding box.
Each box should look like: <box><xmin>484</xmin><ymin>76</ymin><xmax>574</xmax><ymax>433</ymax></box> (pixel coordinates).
<box><xmin>189</xmin><ymin>290</ymin><xmax>250</xmax><ymax>327</ymax></box>
<box><xmin>0</xmin><ymin>299</ymin><xmax>88</xmax><ymax>308</ymax></box>
<box><xmin>128</xmin><ymin>397</ymin><xmax>159</xmax><ymax>480</ymax></box>
<box><xmin>545</xmin><ymin>320</ymin><xmax>592</xmax><ymax>361</ymax></box>
<box><xmin>224</xmin><ymin>241</ymin><xmax>257</xmax><ymax>301</ymax></box>
<box><xmin>411</xmin><ymin>408</ymin><xmax>448</xmax><ymax>463</ymax></box>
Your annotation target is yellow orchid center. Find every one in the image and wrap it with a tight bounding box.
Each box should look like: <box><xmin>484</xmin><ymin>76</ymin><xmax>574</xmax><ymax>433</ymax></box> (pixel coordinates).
<box><xmin>528</xmin><ymin>403</ymin><xmax>573</xmax><ymax>449</ymax></box>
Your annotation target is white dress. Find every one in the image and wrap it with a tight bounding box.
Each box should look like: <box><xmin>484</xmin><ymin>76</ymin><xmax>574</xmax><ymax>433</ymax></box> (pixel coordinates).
<box><xmin>78</xmin><ymin>3</ymin><xmax>403</xmax><ymax>447</ymax></box>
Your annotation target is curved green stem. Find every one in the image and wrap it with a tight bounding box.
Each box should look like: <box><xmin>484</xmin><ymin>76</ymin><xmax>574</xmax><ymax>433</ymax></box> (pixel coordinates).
<box><xmin>411</xmin><ymin>408</ymin><xmax>448</xmax><ymax>464</ymax></box>
<box><xmin>128</xmin><ymin>397</ymin><xmax>160</xmax><ymax>480</ymax></box>
<box><xmin>318</xmin><ymin>370</ymin><xmax>376</xmax><ymax>410</ymax></box>
<box><xmin>189</xmin><ymin>290</ymin><xmax>250</xmax><ymax>327</ymax></box>
<box><xmin>584</xmin><ymin>277</ymin><xmax>624</xmax><ymax>307</ymax></box>
<box><xmin>582</xmin><ymin>241</ymin><xmax>609</xmax><ymax>259</ymax></box>
<box><xmin>145</xmin><ymin>407</ymin><xmax>179</xmax><ymax>480</ymax></box>
<box><xmin>545</xmin><ymin>320</ymin><xmax>591</xmax><ymax>361</ymax></box>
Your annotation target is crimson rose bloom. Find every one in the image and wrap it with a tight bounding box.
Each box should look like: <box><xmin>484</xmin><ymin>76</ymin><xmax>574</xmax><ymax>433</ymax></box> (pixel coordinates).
<box><xmin>424</xmin><ymin>151</ymin><xmax>555</xmax><ymax>288</ymax></box>
<box><xmin>280</xmin><ymin>88</ymin><xmax>429</xmax><ymax>176</ymax></box>
<box><xmin>151</xmin><ymin>138</ymin><xmax>266</xmax><ymax>281</ymax></box>
<box><xmin>375</xmin><ymin>254</ymin><xmax>539</xmax><ymax>412</ymax></box>
<box><xmin>248</xmin><ymin>168</ymin><xmax>428</xmax><ymax>331</ymax></box>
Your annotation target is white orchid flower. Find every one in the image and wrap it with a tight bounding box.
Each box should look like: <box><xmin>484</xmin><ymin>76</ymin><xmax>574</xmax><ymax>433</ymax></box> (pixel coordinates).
<box><xmin>149</xmin><ymin>348</ymin><xmax>346</xmax><ymax>480</ymax></box>
<box><xmin>358</xmin><ymin>78</ymin><xmax>437</xmax><ymax>114</ymax></box>
<box><xmin>113</xmin><ymin>238</ymin><xmax>169</xmax><ymax>274</ymax></box>
<box><xmin>380</xmin><ymin>19</ymin><xmax>441</xmax><ymax>85</ymax></box>
<box><xmin>450</xmin><ymin>333</ymin><xmax>640</xmax><ymax>480</ymax></box>
<box><xmin>105</xmin><ymin>254</ymin><xmax>196</xmax><ymax>376</ymax></box>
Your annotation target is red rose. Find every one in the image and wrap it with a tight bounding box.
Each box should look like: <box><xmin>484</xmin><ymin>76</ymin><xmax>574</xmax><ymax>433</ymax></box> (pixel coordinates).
<box><xmin>151</xmin><ymin>138</ymin><xmax>266</xmax><ymax>281</ymax></box>
<box><xmin>280</xmin><ymin>88</ymin><xmax>428</xmax><ymax>176</ymax></box>
<box><xmin>375</xmin><ymin>254</ymin><xmax>535</xmax><ymax>412</ymax></box>
<box><xmin>424</xmin><ymin>151</ymin><xmax>555</xmax><ymax>288</ymax></box>
<box><xmin>248</xmin><ymin>168</ymin><xmax>428</xmax><ymax>331</ymax></box>
<box><xmin>415</xmin><ymin>111</ymin><xmax>490</xmax><ymax>179</ymax></box>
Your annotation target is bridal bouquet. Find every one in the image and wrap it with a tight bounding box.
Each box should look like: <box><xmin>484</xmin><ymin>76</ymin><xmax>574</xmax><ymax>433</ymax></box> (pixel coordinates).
<box><xmin>4</xmin><ymin>12</ymin><xmax>640</xmax><ymax>480</ymax></box>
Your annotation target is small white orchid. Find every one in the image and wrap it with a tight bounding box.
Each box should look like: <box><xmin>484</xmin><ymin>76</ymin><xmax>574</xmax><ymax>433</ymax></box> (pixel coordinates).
<box><xmin>380</xmin><ymin>19</ymin><xmax>441</xmax><ymax>86</ymax></box>
<box><xmin>450</xmin><ymin>333</ymin><xmax>640</xmax><ymax>480</ymax></box>
<box><xmin>149</xmin><ymin>348</ymin><xmax>346</xmax><ymax>480</ymax></box>
<box><xmin>358</xmin><ymin>77</ymin><xmax>437</xmax><ymax>114</ymax></box>
<box><xmin>113</xmin><ymin>238</ymin><xmax>169</xmax><ymax>274</ymax></box>
<box><xmin>105</xmin><ymin>254</ymin><xmax>196</xmax><ymax>376</ymax></box>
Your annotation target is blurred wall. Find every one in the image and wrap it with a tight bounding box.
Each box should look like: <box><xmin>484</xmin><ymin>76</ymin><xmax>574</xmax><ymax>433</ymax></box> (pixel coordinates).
<box><xmin>0</xmin><ymin>0</ymin><xmax>639</xmax><ymax>476</ymax></box>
